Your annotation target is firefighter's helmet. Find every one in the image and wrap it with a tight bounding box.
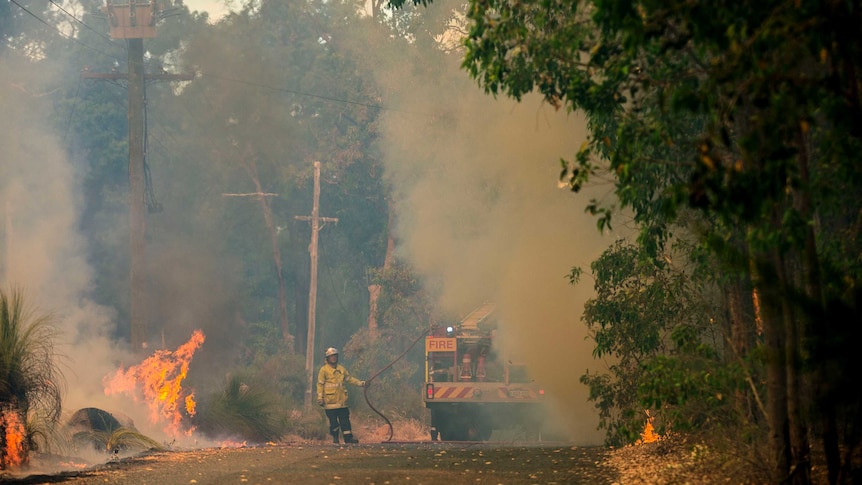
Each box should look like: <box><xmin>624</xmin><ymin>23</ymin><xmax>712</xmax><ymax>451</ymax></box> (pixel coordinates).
<box><xmin>325</xmin><ymin>347</ymin><xmax>339</xmax><ymax>358</ymax></box>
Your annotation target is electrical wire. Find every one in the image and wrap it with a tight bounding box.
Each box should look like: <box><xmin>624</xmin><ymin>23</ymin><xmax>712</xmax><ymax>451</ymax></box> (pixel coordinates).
<box><xmin>9</xmin><ymin>0</ymin><xmax>121</xmax><ymax>60</ymax></box>
<box><xmin>62</xmin><ymin>73</ymin><xmax>82</xmax><ymax>144</ymax></box>
<box><xmin>362</xmin><ymin>327</ymin><xmax>432</xmax><ymax>442</ymax></box>
<box><xmin>48</xmin><ymin>0</ymin><xmax>119</xmax><ymax>46</ymax></box>
<box><xmin>159</xmin><ymin>61</ymin><xmax>447</xmax><ymax>120</ymax></box>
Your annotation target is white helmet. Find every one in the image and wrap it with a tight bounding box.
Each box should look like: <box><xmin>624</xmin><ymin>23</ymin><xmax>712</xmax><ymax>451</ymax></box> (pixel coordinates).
<box><xmin>325</xmin><ymin>347</ymin><xmax>339</xmax><ymax>358</ymax></box>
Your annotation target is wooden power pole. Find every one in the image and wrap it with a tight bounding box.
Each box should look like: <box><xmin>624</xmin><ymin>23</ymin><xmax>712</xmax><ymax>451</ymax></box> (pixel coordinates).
<box><xmin>85</xmin><ymin>1</ymin><xmax>193</xmax><ymax>353</ymax></box>
<box><xmin>295</xmin><ymin>161</ymin><xmax>338</xmax><ymax>410</ymax></box>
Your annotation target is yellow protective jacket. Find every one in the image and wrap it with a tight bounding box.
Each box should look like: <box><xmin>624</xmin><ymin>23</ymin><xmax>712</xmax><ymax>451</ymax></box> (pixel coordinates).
<box><xmin>316</xmin><ymin>363</ymin><xmax>364</xmax><ymax>410</ymax></box>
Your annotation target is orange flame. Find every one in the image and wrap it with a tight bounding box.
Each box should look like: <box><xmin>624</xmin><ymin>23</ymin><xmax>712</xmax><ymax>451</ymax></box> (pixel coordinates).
<box><xmin>219</xmin><ymin>439</ymin><xmax>248</xmax><ymax>448</ymax></box>
<box><xmin>1</xmin><ymin>406</ymin><xmax>27</xmax><ymax>469</ymax></box>
<box><xmin>185</xmin><ymin>393</ymin><xmax>197</xmax><ymax>417</ymax></box>
<box><xmin>104</xmin><ymin>330</ymin><xmax>205</xmax><ymax>438</ymax></box>
<box><xmin>638</xmin><ymin>410</ymin><xmax>660</xmax><ymax>444</ymax></box>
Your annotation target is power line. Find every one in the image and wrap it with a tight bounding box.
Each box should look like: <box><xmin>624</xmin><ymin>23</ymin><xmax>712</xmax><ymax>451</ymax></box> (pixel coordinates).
<box><xmin>18</xmin><ymin>0</ymin><xmax>443</xmax><ymax>121</ymax></box>
<box><xmin>178</xmin><ymin>68</ymin><xmax>448</xmax><ymax>119</ymax></box>
<box><xmin>200</xmin><ymin>71</ymin><xmax>388</xmax><ymax>111</ymax></box>
<box><xmin>8</xmin><ymin>0</ymin><xmax>121</xmax><ymax>61</ymax></box>
<box><xmin>48</xmin><ymin>0</ymin><xmax>119</xmax><ymax>46</ymax></box>
<box><xmin>62</xmin><ymin>74</ymin><xmax>82</xmax><ymax>144</ymax></box>
<box><xmin>11</xmin><ymin>1</ymin><xmax>446</xmax><ymax>120</ymax></box>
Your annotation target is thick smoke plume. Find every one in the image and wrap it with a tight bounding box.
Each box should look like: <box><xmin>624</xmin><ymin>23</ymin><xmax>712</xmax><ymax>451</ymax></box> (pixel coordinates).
<box><xmin>369</xmin><ymin>9</ymin><xmax>622</xmax><ymax>444</ymax></box>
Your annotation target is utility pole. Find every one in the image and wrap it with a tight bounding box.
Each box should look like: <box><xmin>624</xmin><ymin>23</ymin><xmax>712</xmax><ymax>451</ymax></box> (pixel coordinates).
<box><xmin>85</xmin><ymin>1</ymin><xmax>193</xmax><ymax>353</ymax></box>
<box><xmin>295</xmin><ymin>161</ymin><xmax>338</xmax><ymax>411</ymax></box>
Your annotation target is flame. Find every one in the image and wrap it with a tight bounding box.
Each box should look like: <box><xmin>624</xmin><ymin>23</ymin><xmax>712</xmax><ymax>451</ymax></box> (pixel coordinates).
<box><xmin>1</xmin><ymin>406</ymin><xmax>27</xmax><ymax>469</ymax></box>
<box><xmin>638</xmin><ymin>410</ymin><xmax>660</xmax><ymax>444</ymax></box>
<box><xmin>185</xmin><ymin>393</ymin><xmax>197</xmax><ymax>417</ymax></box>
<box><xmin>104</xmin><ymin>330</ymin><xmax>205</xmax><ymax>438</ymax></box>
<box><xmin>752</xmin><ymin>289</ymin><xmax>763</xmax><ymax>336</ymax></box>
<box><xmin>219</xmin><ymin>440</ymin><xmax>248</xmax><ymax>448</ymax></box>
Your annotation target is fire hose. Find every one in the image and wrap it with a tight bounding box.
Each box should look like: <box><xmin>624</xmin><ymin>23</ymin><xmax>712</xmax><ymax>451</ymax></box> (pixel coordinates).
<box><xmin>362</xmin><ymin>328</ymin><xmax>432</xmax><ymax>442</ymax></box>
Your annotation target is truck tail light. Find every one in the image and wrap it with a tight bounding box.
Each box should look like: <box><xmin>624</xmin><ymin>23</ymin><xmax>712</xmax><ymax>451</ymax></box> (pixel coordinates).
<box><xmin>426</xmin><ymin>383</ymin><xmax>435</xmax><ymax>399</ymax></box>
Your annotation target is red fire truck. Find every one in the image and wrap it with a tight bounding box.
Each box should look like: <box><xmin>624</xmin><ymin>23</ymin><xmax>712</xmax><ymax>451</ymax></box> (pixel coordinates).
<box><xmin>423</xmin><ymin>303</ymin><xmax>545</xmax><ymax>441</ymax></box>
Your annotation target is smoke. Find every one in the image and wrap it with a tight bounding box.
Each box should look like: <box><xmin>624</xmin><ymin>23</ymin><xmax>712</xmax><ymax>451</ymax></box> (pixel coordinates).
<box><xmin>368</xmin><ymin>8</ymin><xmax>623</xmax><ymax>445</ymax></box>
<box><xmin>0</xmin><ymin>54</ymin><xmax>177</xmax><ymax>447</ymax></box>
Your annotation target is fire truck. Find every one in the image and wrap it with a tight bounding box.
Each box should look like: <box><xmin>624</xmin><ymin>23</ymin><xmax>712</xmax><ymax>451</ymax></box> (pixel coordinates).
<box><xmin>423</xmin><ymin>303</ymin><xmax>545</xmax><ymax>441</ymax></box>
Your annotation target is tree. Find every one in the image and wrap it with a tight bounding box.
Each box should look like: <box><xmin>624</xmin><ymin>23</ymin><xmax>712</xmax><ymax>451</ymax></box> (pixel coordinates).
<box><xmin>0</xmin><ymin>288</ymin><xmax>63</xmax><ymax>469</ymax></box>
<box><xmin>580</xmin><ymin>239</ymin><xmax>759</xmax><ymax>449</ymax></box>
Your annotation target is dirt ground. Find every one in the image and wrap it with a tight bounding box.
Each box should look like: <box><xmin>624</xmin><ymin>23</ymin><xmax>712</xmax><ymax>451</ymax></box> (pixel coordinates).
<box><xmin>0</xmin><ymin>434</ymin><xmax>781</xmax><ymax>485</ymax></box>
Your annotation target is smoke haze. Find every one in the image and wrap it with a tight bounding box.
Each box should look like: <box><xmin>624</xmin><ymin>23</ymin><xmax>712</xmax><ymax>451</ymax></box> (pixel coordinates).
<box><xmin>0</xmin><ymin>55</ymin><xmax>168</xmax><ymax>442</ymax></box>
<box><xmin>371</xmin><ymin>27</ymin><xmax>621</xmax><ymax>444</ymax></box>
<box><xmin>1</xmin><ymin>0</ymin><xmax>623</xmax><ymax>451</ymax></box>
<box><xmin>0</xmin><ymin>54</ymin><xmax>230</xmax><ymax>450</ymax></box>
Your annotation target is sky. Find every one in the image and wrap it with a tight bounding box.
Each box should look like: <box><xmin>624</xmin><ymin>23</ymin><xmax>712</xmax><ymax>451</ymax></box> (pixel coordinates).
<box><xmin>182</xmin><ymin>0</ymin><xmax>231</xmax><ymax>21</ymax></box>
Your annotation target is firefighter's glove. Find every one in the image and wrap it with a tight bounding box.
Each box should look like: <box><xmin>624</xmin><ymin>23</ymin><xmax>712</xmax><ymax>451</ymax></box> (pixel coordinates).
<box><xmin>317</xmin><ymin>398</ymin><xmax>324</xmax><ymax>407</ymax></box>
<box><xmin>361</xmin><ymin>380</ymin><xmax>368</xmax><ymax>388</ymax></box>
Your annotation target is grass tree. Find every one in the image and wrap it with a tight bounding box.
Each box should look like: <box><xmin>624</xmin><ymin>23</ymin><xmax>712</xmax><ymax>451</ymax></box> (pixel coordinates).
<box><xmin>0</xmin><ymin>287</ymin><xmax>63</xmax><ymax>469</ymax></box>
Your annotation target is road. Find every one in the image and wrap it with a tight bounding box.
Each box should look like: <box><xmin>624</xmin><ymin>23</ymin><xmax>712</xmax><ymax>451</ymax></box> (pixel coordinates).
<box><xmin>4</xmin><ymin>441</ymin><xmax>617</xmax><ymax>485</ymax></box>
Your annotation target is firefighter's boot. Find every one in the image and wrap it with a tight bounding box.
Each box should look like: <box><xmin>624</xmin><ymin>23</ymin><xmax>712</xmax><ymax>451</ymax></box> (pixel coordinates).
<box><xmin>343</xmin><ymin>434</ymin><xmax>359</xmax><ymax>444</ymax></box>
<box><xmin>331</xmin><ymin>432</ymin><xmax>340</xmax><ymax>444</ymax></box>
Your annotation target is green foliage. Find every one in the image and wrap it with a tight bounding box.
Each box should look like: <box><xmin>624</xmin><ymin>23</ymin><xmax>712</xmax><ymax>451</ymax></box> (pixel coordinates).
<box><xmin>72</xmin><ymin>427</ymin><xmax>166</xmax><ymax>455</ymax></box>
<box><xmin>580</xmin><ymin>241</ymin><xmax>749</xmax><ymax>446</ymax></box>
<box><xmin>233</xmin><ymin>320</ymin><xmax>308</xmax><ymax>407</ymax></box>
<box><xmin>367</xmin><ymin>261</ymin><xmax>436</xmax><ymax>333</ymax></box>
<box><xmin>343</xmin><ymin>259</ymin><xmax>446</xmax><ymax>422</ymax></box>
<box><xmin>194</xmin><ymin>372</ymin><xmax>289</xmax><ymax>444</ymax></box>
<box><xmin>638</xmin><ymin>353</ymin><xmax>746</xmax><ymax>431</ymax></box>
<box><xmin>345</xmin><ymin>328</ymin><xmax>427</xmax><ymax>422</ymax></box>
<box><xmin>0</xmin><ymin>288</ymin><xmax>64</xmax><ymax>467</ymax></box>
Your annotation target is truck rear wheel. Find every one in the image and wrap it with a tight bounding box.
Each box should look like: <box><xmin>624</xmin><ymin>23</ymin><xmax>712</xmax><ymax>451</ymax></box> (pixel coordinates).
<box><xmin>434</xmin><ymin>410</ymin><xmax>491</xmax><ymax>441</ymax></box>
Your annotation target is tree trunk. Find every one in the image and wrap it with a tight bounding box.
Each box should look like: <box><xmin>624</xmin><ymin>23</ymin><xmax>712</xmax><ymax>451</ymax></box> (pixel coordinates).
<box><xmin>779</xmin><ymin>256</ymin><xmax>810</xmax><ymax>485</ymax></box>
<box><xmin>795</xmin><ymin>130</ymin><xmax>838</xmax><ymax>484</ymax></box>
<box><xmin>753</xmin><ymin>249</ymin><xmax>792</xmax><ymax>484</ymax></box>
<box><xmin>367</xmin><ymin>199</ymin><xmax>396</xmax><ymax>341</ymax></box>
<box><xmin>242</xmin><ymin>159</ymin><xmax>293</xmax><ymax>351</ymax></box>
<box><xmin>725</xmin><ymin>270</ymin><xmax>760</xmax><ymax>422</ymax></box>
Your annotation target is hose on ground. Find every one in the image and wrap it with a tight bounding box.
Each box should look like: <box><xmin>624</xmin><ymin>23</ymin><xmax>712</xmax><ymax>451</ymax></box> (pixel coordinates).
<box><xmin>363</xmin><ymin>328</ymin><xmax>431</xmax><ymax>442</ymax></box>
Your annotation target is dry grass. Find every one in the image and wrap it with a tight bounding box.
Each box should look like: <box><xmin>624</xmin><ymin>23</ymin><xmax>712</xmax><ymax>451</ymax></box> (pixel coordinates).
<box><xmin>278</xmin><ymin>410</ymin><xmax>430</xmax><ymax>444</ymax></box>
<box><xmin>360</xmin><ymin>417</ymin><xmax>429</xmax><ymax>442</ymax></box>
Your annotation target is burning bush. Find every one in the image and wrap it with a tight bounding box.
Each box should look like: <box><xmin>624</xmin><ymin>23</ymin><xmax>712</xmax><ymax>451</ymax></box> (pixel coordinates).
<box><xmin>0</xmin><ymin>288</ymin><xmax>64</xmax><ymax>470</ymax></box>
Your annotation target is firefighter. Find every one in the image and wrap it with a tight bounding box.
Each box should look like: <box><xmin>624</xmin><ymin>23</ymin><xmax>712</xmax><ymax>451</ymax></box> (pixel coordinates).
<box><xmin>316</xmin><ymin>347</ymin><xmax>367</xmax><ymax>444</ymax></box>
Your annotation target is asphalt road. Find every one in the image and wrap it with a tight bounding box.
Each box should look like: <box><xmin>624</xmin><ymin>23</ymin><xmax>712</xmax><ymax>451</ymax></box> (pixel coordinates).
<box><xmin>4</xmin><ymin>441</ymin><xmax>618</xmax><ymax>485</ymax></box>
